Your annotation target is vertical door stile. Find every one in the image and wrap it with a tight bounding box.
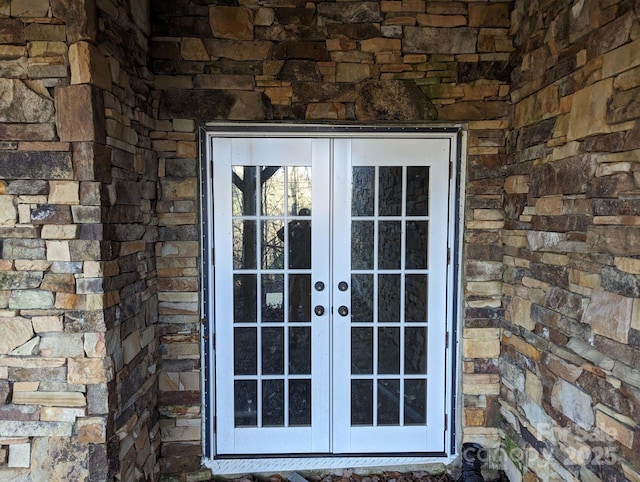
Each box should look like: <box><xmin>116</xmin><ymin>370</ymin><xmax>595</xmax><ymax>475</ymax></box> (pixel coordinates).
<box><xmin>331</xmin><ymin>138</ymin><xmax>352</xmax><ymax>453</ymax></box>
<box><xmin>212</xmin><ymin>138</ymin><xmax>235</xmax><ymax>452</ymax></box>
<box><xmin>311</xmin><ymin>138</ymin><xmax>332</xmax><ymax>452</ymax></box>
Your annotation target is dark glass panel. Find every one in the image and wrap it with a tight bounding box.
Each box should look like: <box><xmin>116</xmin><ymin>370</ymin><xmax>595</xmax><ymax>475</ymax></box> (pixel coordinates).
<box><xmin>377</xmin><ymin>379</ymin><xmax>400</xmax><ymax>425</ymax></box>
<box><xmin>351</xmin><ymin>379</ymin><xmax>373</xmax><ymax>425</ymax></box>
<box><xmin>378</xmin><ymin>274</ymin><xmax>400</xmax><ymax>322</ymax></box>
<box><xmin>405</xmin><ymin>221</ymin><xmax>428</xmax><ymax>270</ymax></box>
<box><xmin>351</xmin><ymin>327</ymin><xmax>373</xmax><ymax>374</ymax></box>
<box><xmin>378</xmin><ymin>221</ymin><xmax>401</xmax><ymax>269</ymax></box>
<box><xmin>234</xmin><ymin>380</ymin><xmax>257</xmax><ymax>426</ymax></box>
<box><xmin>288</xmin><ymin>218</ymin><xmax>311</xmax><ymax>269</ymax></box>
<box><xmin>406</xmin><ymin>166</ymin><xmax>429</xmax><ymax>215</ymax></box>
<box><xmin>289</xmin><ymin>327</ymin><xmax>311</xmax><ymax>375</ymax></box>
<box><xmin>233</xmin><ymin>220</ymin><xmax>257</xmax><ymax>269</ymax></box>
<box><xmin>288</xmin><ymin>274</ymin><xmax>311</xmax><ymax>322</ymax></box>
<box><xmin>404</xmin><ymin>379</ymin><xmax>426</xmax><ymax>425</ymax></box>
<box><xmin>378</xmin><ymin>327</ymin><xmax>400</xmax><ymax>374</ymax></box>
<box><xmin>379</xmin><ymin>166</ymin><xmax>402</xmax><ymax>216</ymax></box>
<box><xmin>351</xmin><ymin>221</ymin><xmax>374</xmax><ymax>270</ymax></box>
<box><xmin>404</xmin><ymin>327</ymin><xmax>427</xmax><ymax>375</ymax></box>
<box><xmin>234</xmin><ymin>274</ymin><xmax>257</xmax><ymax>322</ymax></box>
<box><xmin>405</xmin><ymin>274</ymin><xmax>428</xmax><ymax>322</ymax></box>
<box><xmin>352</xmin><ymin>166</ymin><xmax>375</xmax><ymax>216</ymax></box>
<box><xmin>351</xmin><ymin>274</ymin><xmax>374</xmax><ymax>322</ymax></box>
<box><xmin>289</xmin><ymin>379</ymin><xmax>312</xmax><ymax>425</ymax></box>
<box><xmin>234</xmin><ymin>327</ymin><xmax>257</xmax><ymax>375</ymax></box>
<box><xmin>262</xmin><ymin>379</ymin><xmax>284</xmax><ymax>426</ymax></box>
<box><xmin>261</xmin><ymin>327</ymin><xmax>284</xmax><ymax>375</ymax></box>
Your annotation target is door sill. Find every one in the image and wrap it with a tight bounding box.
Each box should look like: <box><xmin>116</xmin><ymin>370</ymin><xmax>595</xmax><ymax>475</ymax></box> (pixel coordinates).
<box><xmin>203</xmin><ymin>454</ymin><xmax>455</xmax><ymax>476</ymax></box>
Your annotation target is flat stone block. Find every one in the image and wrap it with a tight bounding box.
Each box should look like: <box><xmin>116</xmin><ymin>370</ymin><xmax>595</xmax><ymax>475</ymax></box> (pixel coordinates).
<box><xmin>69</xmin><ymin>41</ymin><xmax>111</xmax><ymax>91</ymax></box>
<box><xmin>403</xmin><ymin>26</ymin><xmax>476</xmax><ymax>54</ymax></box>
<box><xmin>0</xmin><ymin>151</ymin><xmax>72</xmax><ymax>180</ymax></box>
<box><xmin>0</xmin><ymin>420</ymin><xmax>73</xmax><ymax>437</ymax></box>
<box><xmin>7</xmin><ymin>442</ymin><xmax>30</xmax><ymax>468</ymax></box>
<box><xmin>9</xmin><ymin>290</ymin><xmax>54</xmax><ymax>310</ymax></box>
<box><xmin>568</xmin><ymin>79</ymin><xmax>613</xmax><ymax>140</ymax></box>
<box><xmin>55</xmin><ymin>84</ymin><xmax>106</xmax><ymax>143</ymax></box>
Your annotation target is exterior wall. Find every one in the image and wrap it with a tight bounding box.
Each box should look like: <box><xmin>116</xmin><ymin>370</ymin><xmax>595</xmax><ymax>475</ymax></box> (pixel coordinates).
<box><xmin>0</xmin><ymin>0</ymin><xmax>159</xmax><ymax>480</ymax></box>
<box><xmin>501</xmin><ymin>1</ymin><xmax>640</xmax><ymax>481</ymax></box>
<box><xmin>150</xmin><ymin>0</ymin><xmax>512</xmax><ymax>478</ymax></box>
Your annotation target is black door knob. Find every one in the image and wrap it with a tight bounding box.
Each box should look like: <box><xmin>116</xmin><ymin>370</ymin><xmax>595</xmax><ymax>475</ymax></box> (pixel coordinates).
<box><xmin>338</xmin><ymin>281</ymin><xmax>348</xmax><ymax>291</ymax></box>
<box><xmin>314</xmin><ymin>305</ymin><xmax>325</xmax><ymax>316</ymax></box>
<box><xmin>314</xmin><ymin>281</ymin><xmax>325</xmax><ymax>291</ymax></box>
<box><xmin>338</xmin><ymin>305</ymin><xmax>349</xmax><ymax>316</ymax></box>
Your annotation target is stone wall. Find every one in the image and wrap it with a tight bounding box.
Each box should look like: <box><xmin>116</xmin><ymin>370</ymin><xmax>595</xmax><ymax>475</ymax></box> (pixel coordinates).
<box><xmin>150</xmin><ymin>0</ymin><xmax>512</xmax><ymax>478</ymax></box>
<box><xmin>0</xmin><ymin>0</ymin><xmax>159</xmax><ymax>480</ymax></box>
<box><xmin>501</xmin><ymin>0</ymin><xmax>640</xmax><ymax>480</ymax></box>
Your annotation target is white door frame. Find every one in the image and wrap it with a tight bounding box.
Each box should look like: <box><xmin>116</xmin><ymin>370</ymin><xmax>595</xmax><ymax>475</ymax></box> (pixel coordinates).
<box><xmin>200</xmin><ymin>124</ymin><xmax>466</xmax><ymax>475</ymax></box>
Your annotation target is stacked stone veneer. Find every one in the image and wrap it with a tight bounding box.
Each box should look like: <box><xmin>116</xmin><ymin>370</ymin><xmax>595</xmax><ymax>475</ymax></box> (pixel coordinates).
<box><xmin>501</xmin><ymin>1</ymin><xmax>640</xmax><ymax>481</ymax></box>
<box><xmin>2</xmin><ymin>1</ymin><xmax>638</xmax><ymax>482</ymax></box>
<box><xmin>150</xmin><ymin>0</ymin><xmax>511</xmax><ymax>478</ymax></box>
<box><xmin>0</xmin><ymin>0</ymin><xmax>159</xmax><ymax>480</ymax></box>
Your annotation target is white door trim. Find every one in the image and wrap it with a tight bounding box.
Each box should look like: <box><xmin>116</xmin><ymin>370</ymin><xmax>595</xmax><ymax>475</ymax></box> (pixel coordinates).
<box><xmin>200</xmin><ymin>125</ymin><xmax>465</xmax><ymax>475</ymax></box>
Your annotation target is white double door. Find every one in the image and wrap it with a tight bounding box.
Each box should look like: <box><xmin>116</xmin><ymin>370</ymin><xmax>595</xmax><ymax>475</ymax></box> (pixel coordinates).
<box><xmin>212</xmin><ymin>136</ymin><xmax>451</xmax><ymax>456</ymax></box>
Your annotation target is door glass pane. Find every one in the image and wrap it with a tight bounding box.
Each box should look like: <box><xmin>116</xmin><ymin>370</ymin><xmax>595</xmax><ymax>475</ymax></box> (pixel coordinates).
<box><xmin>378</xmin><ymin>221</ymin><xmax>401</xmax><ymax>269</ymax></box>
<box><xmin>406</xmin><ymin>166</ymin><xmax>429</xmax><ymax>215</ymax></box>
<box><xmin>262</xmin><ymin>274</ymin><xmax>284</xmax><ymax>322</ymax></box>
<box><xmin>405</xmin><ymin>327</ymin><xmax>427</xmax><ymax>374</ymax></box>
<box><xmin>289</xmin><ymin>327</ymin><xmax>311</xmax><ymax>374</ymax></box>
<box><xmin>405</xmin><ymin>221</ymin><xmax>428</xmax><ymax>269</ymax></box>
<box><xmin>378</xmin><ymin>274</ymin><xmax>400</xmax><ymax>322</ymax></box>
<box><xmin>288</xmin><ymin>216</ymin><xmax>311</xmax><ymax>269</ymax></box>
<box><xmin>378</xmin><ymin>327</ymin><xmax>400</xmax><ymax>374</ymax></box>
<box><xmin>405</xmin><ymin>274</ymin><xmax>427</xmax><ymax>322</ymax></box>
<box><xmin>351</xmin><ymin>379</ymin><xmax>373</xmax><ymax>425</ymax></box>
<box><xmin>351</xmin><ymin>327</ymin><xmax>373</xmax><ymax>374</ymax></box>
<box><xmin>379</xmin><ymin>166</ymin><xmax>402</xmax><ymax>216</ymax></box>
<box><xmin>234</xmin><ymin>328</ymin><xmax>257</xmax><ymax>375</ymax></box>
<box><xmin>352</xmin><ymin>221</ymin><xmax>374</xmax><ymax>269</ymax></box>
<box><xmin>262</xmin><ymin>220</ymin><xmax>284</xmax><ymax>269</ymax></box>
<box><xmin>263</xmin><ymin>379</ymin><xmax>284</xmax><ymax>426</ymax></box>
<box><xmin>232</xmin><ymin>166</ymin><xmax>257</xmax><ymax>216</ymax></box>
<box><xmin>234</xmin><ymin>274</ymin><xmax>256</xmax><ymax>322</ymax></box>
<box><xmin>235</xmin><ymin>380</ymin><xmax>257</xmax><ymax>426</ymax></box>
<box><xmin>288</xmin><ymin>274</ymin><xmax>311</xmax><ymax>322</ymax></box>
<box><xmin>352</xmin><ymin>166</ymin><xmax>374</xmax><ymax>216</ymax></box>
<box><xmin>233</xmin><ymin>220</ymin><xmax>256</xmax><ymax>269</ymax></box>
<box><xmin>378</xmin><ymin>379</ymin><xmax>400</xmax><ymax>425</ymax></box>
<box><xmin>404</xmin><ymin>379</ymin><xmax>426</xmax><ymax>425</ymax></box>
<box><xmin>262</xmin><ymin>327</ymin><xmax>284</xmax><ymax>375</ymax></box>
<box><xmin>290</xmin><ymin>379</ymin><xmax>311</xmax><ymax>425</ymax></box>
<box><xmin>261</xmin><ymin>166</ymin><xmax>285</xmax><ymax>216</ymax></box>
<box><xmin>288</xmin><ymin>166</ymin><xmax>312</xmax><ymax>216</ymax></box>
<box><xmin>351</xmin><ymin>274</ymin><xmax>373</xmax><ymax>321</ymax></box>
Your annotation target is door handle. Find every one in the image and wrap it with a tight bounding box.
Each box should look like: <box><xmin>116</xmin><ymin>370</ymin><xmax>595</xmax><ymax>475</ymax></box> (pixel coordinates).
<box><xmin>314</xmin><ymin>305</ymin><xmax>325</xmax><ymax>316</ymax></box>
<box><xmin>338</xmin><ymin>281</ymin><xmax>348</xmax><ymax>291</ymax></box>
<box><xmin>337</xmin><ymin>305</ymin><xmax>349</xmax><ymax>317</ymax></box>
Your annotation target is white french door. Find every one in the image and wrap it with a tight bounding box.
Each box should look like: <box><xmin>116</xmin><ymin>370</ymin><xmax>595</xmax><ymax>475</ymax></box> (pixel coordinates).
<box><xmin>211</xmin><ymin>135</ymin><xmax>452</xmax><ymax>457</ymax></box>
